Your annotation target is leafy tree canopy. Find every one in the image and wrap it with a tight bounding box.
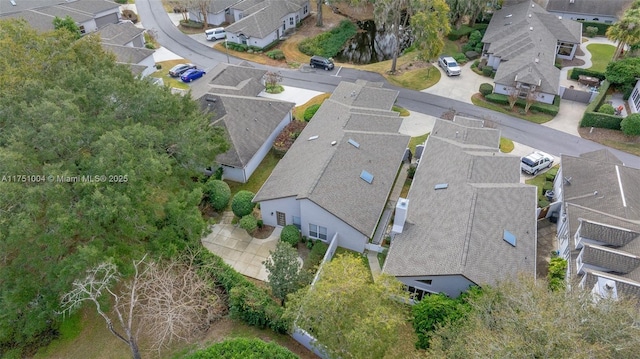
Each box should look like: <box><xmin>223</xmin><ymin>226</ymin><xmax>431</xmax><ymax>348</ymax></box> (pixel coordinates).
<box><xmin>284</xmin><ymin>254</ymin><xmax>409</xmax><ymax>359</ymax></box>
<box><xmin>605</xmin><ymin>56</ymin><xmax>640</xmax><ymax>85</ymax></box>
<box><xmin>263</xmin><ymin>241</ymin><xmax>307</xmax><ymax>305</ymax></box>
<box><xmin>0</xmin><ymin>20</ymin><xmax>227</xmax><ymax>356</ymax></box>
<box><xmin>53</xmin><ymin>15</ymin><xmax>81</xmax><ymax>39</ymax></box>
<box><xmin>621</xmin><ymin>113</ymin><xmax>640</xmax><ymax>136</ymax></box>
<box><xmin>427</xmin><ymin>277</ymin><xmax>640</xmax><ymax>358</ymax></box>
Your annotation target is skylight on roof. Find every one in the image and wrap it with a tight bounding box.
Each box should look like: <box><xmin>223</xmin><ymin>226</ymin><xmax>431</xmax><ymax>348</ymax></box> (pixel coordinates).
<box><xmin>360</xmin><ymin>170</ymin><xmax>373</xmax><ymax>184</ymax></box>
<box><xmin>308</xmin><ymin>135</ymin><xmax>319</xmax><ymax>141</ymax></box>
<box><xmin>503</xmin><ymin>230</ymin><xmax>516</xmax><ymax>247</ymax></box>
<box><xmin>434</xmin><ymin>183</ymin><xmax>448</xmax><ymax>190</ymax></box>
<box><xmin>348</xmin><ymin>138</ymin><xmax>360</xmax><ymax>148</ymax></box>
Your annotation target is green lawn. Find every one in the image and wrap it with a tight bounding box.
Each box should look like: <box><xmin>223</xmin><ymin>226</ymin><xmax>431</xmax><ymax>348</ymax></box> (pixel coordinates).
<box><xmin>409</xmin><ymin>133</ymin><xmax>429</xmax><ymax>152</ymax></box>
<box><xmin>500</xmin><ymin>137</ymin><xmax>515</xmax><ymax>153</ymax></box>
<box><xmin>585</xmin><ymin>43</ymin><xmax>615</xmax><ymax>72</ymax></box>
<box><xmin>442</xmin><ymin>39</ymin><xmax>461</xmax><ymax>56</ymax></box>
<box><xmin>471</xmin><ymin>95</ymin><xmax>554</xmax><ymax>124</ymax></box>
<box><xmin>386</xmin><ymin>66</ymin><xmax>441</xmax><ymax>91</ymax></box>
<box><xmin>226</xmin><ymin>151</ymin><xmax>280</xmax><ymax>195</ymax></box>
<box><xmin>152</xmin><ymin>59</ymin><xmax>191</xmax><ymax>90</ymax></box>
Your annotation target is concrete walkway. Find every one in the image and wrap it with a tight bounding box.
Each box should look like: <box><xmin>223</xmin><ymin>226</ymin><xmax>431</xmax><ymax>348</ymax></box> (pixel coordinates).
<box><xmin>201</xmin><ymin>214</ymin><xmax>282</xmax><ymax>281</ymax></box>
<box><xmin>367</xmin><ymin>251</ymin><xmax>382</xmax><ymax>279</ymax></box>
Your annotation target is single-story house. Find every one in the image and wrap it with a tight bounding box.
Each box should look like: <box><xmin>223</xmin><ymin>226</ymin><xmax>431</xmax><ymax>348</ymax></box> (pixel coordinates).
<box><xmin>187</xmin><ymin>0</ymin><xmax>242</xmax><ymax>26</ymax></box>
<box><xmin>0</xmin><ymin>0</ymin><xmax>121</xmax><ymax>33</ymax></box>
<box><xmin>198</xmin><ymin>93</ymin><xmax>294</xmax><ymax>183</ymax></box>
<box><xmin>225</xmin><ymin>0</ymin><xmax>310</xmax><ymax>48</ymax></box>
<box><xmin>207</xmin><ymin>61</ymin><xmax>267</xmax><ymax>97</ymax></box>
<box><xmin>383</xmin><ymin>117</ymin><xmax>537</xmax><ymax>299</ymax></box>
<box><xmin>546</xmin><ymin>0</ymin><xmax>633</xmax><ymax>24</ymax></box>
<box><xmin>95</xmin><ymin>21</ymin><xmax>145</xmax><ymax>48</ymax></box>
<box><xmin>254</xmin><ymin>80</ymin><xmax>410</xmax><ymax>253</ymax></box>
<box><xmin>482</xmin><ymin>0</ymin><xmax>582</xmax><ymax>104</ymax></box>
<box><xmin>101</xmin><ymin>43</ymin><xmax>155</xmax><ymax>77</ymax></box>
<box><xmin>552</xmin><ymin>149</ymin><xmax>640</xmax><ymax>300</ymax></box>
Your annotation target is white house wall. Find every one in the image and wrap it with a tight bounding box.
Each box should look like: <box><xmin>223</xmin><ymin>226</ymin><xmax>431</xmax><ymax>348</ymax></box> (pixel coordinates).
<box><xmin>189</xmin><ymin>10</ymin><xmax>225</xmax><ymax>26</ymax></box>
<box><xmin>81</xmin><ymin>19</ymin><xmax>97</xmax><ymax>33</ymax></box>
<box><xmin>629</xmin><ymin>80</ymin><xmax>640</xmax><ymax>113</ymax></box>
<box><xmin>139</xmin><ymin>55</ymin><xmax>156</xmax><ymax>78</ymax></box>
<box><xmin>399</xmin><ymin>275</ymin><xmax>476</xmax><ymax>298</ymax></box>
<box><xmin>299</xmin><ymin>199</ymin><xmax>368</xmax><ymax>253</ymax></box>
<box><xmin>547</xmin><ymin>11</ymin><xmax>617</xmax><ymax>24</ymax></box>
<box><xmin>241</xmin><ymin>112</ymin><xmax>292</xmax><ymax>183</ymax></box>
<box><xmin>494</xmin><ymin>84</ymin><xmax>555</xmax><ymax>104</ymax></box>
<box><xmin>259</xmin><ymin>196</ymin><xmax>300</xmax><ymax>228</ymax></box>
<box><xmin>221</xmin><ymin>165</ymin><xmax>245</xmax><ymax>183</ymax></box>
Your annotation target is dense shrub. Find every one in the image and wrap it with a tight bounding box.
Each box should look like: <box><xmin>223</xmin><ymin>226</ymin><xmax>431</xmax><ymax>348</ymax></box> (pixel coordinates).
<box><xmin>482</xmin><ymin>66</ymin><xmax>493</xmax><ymax>77</ymax></box>
<box><xmin>239</xmin><ymin>214</ymin><xmax>258</xmax><ymax>233</ymax></box>
<box><xmin>598</xmin><ymin>103</ymin><xmax>615</xmax><ymax>115</ymax></box>
<box><xmin>461</xmin><ymin>30</ymin><xmax>483</xmax><ymax>53</ymax></box>
<box><xmin>447</xmin><ymin>25</ymin><xmax>475</xmax><ymax>40</ymax></box>
<box><xmin>226</xmin><ymin>42</ymin><xmax>248</xmax><ymax>52</ymax></box>
<box><xmin>538</xmin><ymin>199</ymin><xmax>550</xmax><ymax>208</ymax></box>
<box><xmin>303</xmin><ymin>103</ymin><xmax>321</xmax><ymax>121</ymax></box>
<box><xmin>280</xmin><ymin>225</ymin><xmax>301</xmax><ymax>247</ymax></box>
<box><xmin>621</xmin><ymin>113</ymin><xmax>640</xmax><ymax>136</ymax></box>
<box><xmin>303</xmin><ymin>241</ymin><xmax>329</xmax><ymax>271</ymax></box>
<box><xmin>196</xmin><ymin>251</ymin><xmax>289</xmax><ymax>333</ymax></box>
<box><xmin>231</xmin><ymin>190</ymin><xmax>255</xmax><ymax>218</ymax></box>
<box><xmin>569</xmin><ymin>68</ymin><xmax>605</xmax><ymax>81</ymax></box>
<box><xmin>485</xmin><ymin>93</ymin><xmax>509</xmax><ymax>105</ymax></box>
<box><xmin>543</xmin><ymin>181</ymin><xmax>554</xmax><ymax>191</ymax></box>
<box><xmin>412</xmin><ymin>292</ymin><xmax>473</xmax><ymax>349</ymax></box>
<box><xmin>185</xmin><ymin>338</ymin><xmax>299</xmax><ymax>359</ymax></box>
<box><xmin>266</xmin><ymin>49</ymin><xmax>285</xmax><ymax>60</ymax></box>
<box><xmin>407</xmin><ymin>165</ymin><xmax>417</xmax><ymax>179</ymax></box>
<box><xmin>179</xmin><ymin>19</ymin><xmax>203</xmax><ymax>29</ymax></box>
<box><xmin>579</xmin><ymin>21</ymin><xmax>611</xmax><ymax>36</ymax></box>
<box><xmin>298</xmin><ymin>20</ymin><xmax>357</xmax><ymax>58</ymax></box>
<box><xmin>452</xmin><ymin>53</ymin><xmax>467</xmax><ymax>64</ymax></box>
<box><xmin>605</xmin><ymin>57</ymin><xmax>640</xmax><ymax>86</ymax></box>
<box><xmin>204</xmin><ymin>179</ymin><xmax>231</xmax><ymax>211</ymax></box>
<box><xmin>580</xmin><ymin>112</ymin><xmax>622</xmax><ymax>130</ymax></box>
<box><xmin>585</xmin><ymin>26</ymin><xmax>599</xmax><ymax>38</ymax></box>
<box><xmin>479</xmin><ymin>83</ymin><xmax>493</xmax><ymax>96</ymax></box>
<box><xmin>547</xmin><ymin>256</ymin><xmax>568</xmax><ymax>291</ymax></box>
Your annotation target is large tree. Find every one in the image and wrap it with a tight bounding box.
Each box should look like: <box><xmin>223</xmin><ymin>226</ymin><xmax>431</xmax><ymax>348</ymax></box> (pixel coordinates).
<box><xmin>284</xmin><ymin>254</ymin><xmax>409</xmax><ymax>359</ymax></box>
<box><xmin>263</xmin><ymin>242</ymin><xmax>307</xmax><ymax>305</ymax></box>
<box><xmin>607</xmin><ymin>8</ymin><xmax>640</xmax><ymax>59</ymax></box>
<box><xmin>0</xmin><ymin>20</ymin><xmax>227</xmax><ymax>356</ymax></box>
<box><xmin>427</xmin><ymin>277</ymin><xmax>640</xmax><ymax>358</ymax></box>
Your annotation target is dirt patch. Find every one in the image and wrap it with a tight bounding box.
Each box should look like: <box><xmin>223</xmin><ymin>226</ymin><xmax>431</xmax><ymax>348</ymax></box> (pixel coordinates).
<box><xmin>331</xmin><ymin>2</ymin><xmax>374</xmax><ymax>21</ymax></box>
<box><xmin>578</xmin><ymin>126</ymin><xmax>640</xmax><ymax>144</ymax></box>
<box><xmin>253</xmin><ymin>225</ymin><xmax>275</xmax><ymax>239</ymax></box>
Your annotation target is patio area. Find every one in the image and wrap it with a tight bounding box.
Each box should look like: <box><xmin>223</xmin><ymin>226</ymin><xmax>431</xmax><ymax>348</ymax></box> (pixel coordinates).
<box><xmin>201</xmin><ymin>216</ymin><xmax>282</xmax><ymax>281</ymax></box>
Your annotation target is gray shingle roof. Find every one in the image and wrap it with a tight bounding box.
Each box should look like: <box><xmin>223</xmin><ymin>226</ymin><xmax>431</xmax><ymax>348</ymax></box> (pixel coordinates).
<box><xmin>225</xmin><ymin>0</ymin><xmax>307</xmax><ymax>39</ymax></box>
<box><xmin>207</xmin><ymin>0</ymin><xmax>244</xmax><ymax>14</ymax></box>
<box><xmin>561</xmin><ymin>149</ymin><xmax>640</xmax><ymax>298</ymax></box>
<box><xmin>0</xmin><ymin>11</ymin><xmax>56</xmax><ymax>31</ymax></box>
<box><xmin>198</xmin><ymin>93</ymin><xmax>294</xmax><ymax>168</ymax></box>
<box><xmin>207</xmin><ymin>62</ymin><xmax>267</xmax><ymax>96</ymax></box>
<box><xmin>0</xmin><ymin>0</ymin><xmax>118</xmax><ymax>15</ymax></box>
<box><xmin>483</xmin><ymin>0</ymin><xmax>581</xmax><ymax>93</ymax></box>
<box><xmin>383</xmin><ymin>119</ymin><xmax>537</xmax><ymax>286</ymax></box>
<box><xmin>101</xmin><ymin>43</ymin><xmax>154</xmax><ymax>64</ymax></box>
<box><xmin>546</xmin><ymin>0</ymin><xmax>632</xmax><ymax>19</ymax></box>
<box><xmin>58</xmin><ymin>0</ymin><xmax>120</xmax><ymax>15</ymax></box>
<box><xmin>254</xmin><ymin>81</ymin><xmax>409</xmax><ymax>237</ymax></box>
<box><xmin>95</xmin><ymin>22</ymin><xmax>144</xmax><ymax>46</ymax></box>
<box><xmin>231</xmin><ymin>0</ymin><xmax>265</xmax><ymax>11</ymax></box>
<box><xmin>35</xmin><ymin>5</ymin><xmax>93</xmax><ymax>22</ymax></box>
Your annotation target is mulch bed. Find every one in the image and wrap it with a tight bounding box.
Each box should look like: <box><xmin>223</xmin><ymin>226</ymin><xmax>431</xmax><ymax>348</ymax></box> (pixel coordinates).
<box><xmin>253</xmin><ymin>225</ymin><xmax>275</xmax><ymax>239</ymax></box>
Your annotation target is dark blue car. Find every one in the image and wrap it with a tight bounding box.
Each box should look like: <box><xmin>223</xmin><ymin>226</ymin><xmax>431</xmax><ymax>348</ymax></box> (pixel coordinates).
<box><xmin>180</xmin><ymin>69</ymin><xmax>206</xmax><ymax>82</ymax></box>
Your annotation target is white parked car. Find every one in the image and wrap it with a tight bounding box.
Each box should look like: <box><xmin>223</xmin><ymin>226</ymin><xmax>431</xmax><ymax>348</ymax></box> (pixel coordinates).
<box><xmin>438</xmin><ymin>55</ymin><xmax>461</xmax><ymax>76</ymax></box>
<box><xmin>205</xmin><ymin>27</ymin><xmax>226</xmax><ymax>41</ymax></box>
<box><xmin>521</xmin><ymin>151</ymin><xmax>553</xmax><ymax>175</ymax></box>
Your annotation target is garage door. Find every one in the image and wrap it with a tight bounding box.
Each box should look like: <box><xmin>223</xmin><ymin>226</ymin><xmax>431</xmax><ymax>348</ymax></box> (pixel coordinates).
<box><xmin>95</xmin><ymin>13</ymin><xmax>119</xmax><ymax>28</ymax></box>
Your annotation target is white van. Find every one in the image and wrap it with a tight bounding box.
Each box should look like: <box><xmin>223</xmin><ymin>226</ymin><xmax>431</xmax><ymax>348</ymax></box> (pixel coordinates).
<box><xmin>205</xmin><ymin>27</ymin><xmax>226</xmax><ymax>41</ymax></box>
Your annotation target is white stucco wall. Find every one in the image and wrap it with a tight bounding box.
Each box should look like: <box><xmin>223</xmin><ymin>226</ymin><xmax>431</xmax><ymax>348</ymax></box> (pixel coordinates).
<box><xmin>226</xmin><ymin>32</ymin><xmax>277</xmax><ymax>48</ymax></box>
<box><xmin>299</xmin><ymin>200</ymin><xmax>368</xmax><ymax>253</ymax></box>
<box><xmin>81</xmin><ymin>19</ymin><xmax>98</xmax><ymax>33</ymax></box>
<box><xmin>259</xmin><ymin>196</ymin><xmax>300</xmax><ymax>228</ymax></box>
<box><xmin>221</xmin><ymin>165</ymin><xmax>245</xmax><ymax>183</ymax></box>
<box><xmin>547</xmin><ymin>11</ymin><xmax>617</xmax><ymax>24</ymax></box>
<box><xmin>493</xmin><ymin>84</ymin><xmax>556</xmax><ymax>104</ymax></box>
<box><xmin>242</xmin><ymin>111</ymin><xmax>292</xmax><ymax>183</ymax></box>
<box><xmin>139</xmin><ymin>54</ymin><xmax>156</xmax><ymax>78</ymax></box>
<box><xmin>189</xmin><ymin>10</ymin><xmax>225</xmax><ymax>26</ymax></box>
<box><xmin>398</xmin><ymin>275</ymin><xmax>477</xmax><ymax>298</ymax></box>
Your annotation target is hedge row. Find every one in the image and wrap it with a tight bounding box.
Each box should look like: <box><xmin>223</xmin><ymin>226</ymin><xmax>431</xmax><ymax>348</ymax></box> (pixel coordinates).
<box><xmin>195</xmin><ymin>250</ymin><xmax>289</xmax><ymax>333</ymax></box>
<box><xmin>580</xmin><ymin>113</ymin><xmax>622</xmax><ymax>130</ymax></box>
<box><xmin>569</xmin><ymin>67</ymin><xmax>605</xmax><ymax>81</ymax></box>
<box><xmin>484</xmin><ymin>93</ymin><xmax>560</xmax><ymax>115</ymax></box>
<box><xmin>298</xmin><ymin>20</ymin><xmax>356</xmax><ymax>58</ymax></box>
<box><xmin>180</xmin><ymin>20</ymin><xmax>204</xmax><ymax>29</ymax></box>
<box><xmin>584</xmin><ymin>79</ymin><xmax>609</xmax><ymax>114</ymax></box>
<box><xmin>579</xmin><ymin>21</ymin><xmax>611</xmax><ymax>36</ymax></box>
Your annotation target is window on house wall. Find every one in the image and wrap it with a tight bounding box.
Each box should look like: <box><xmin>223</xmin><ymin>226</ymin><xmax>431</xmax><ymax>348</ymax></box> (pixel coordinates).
<box><xmin>293</xmin><ymin>216</ymin><xmax>301</xmax><ymax>230</ymax></box>
<box><xmin>225</xmin><ymin>8</ymin><xmax>230</xmax><ymax>15</ymax></box>
<box><xmin>79</xmin><ymin>25</ymin><xmax>86</xmax><ymax>34</ymax></box>
<box><xmin>517</xmin><ymin>84</ymin><xmax>531</xmax><ymax>98</ymax></box>
<box><xmin>304</xmin><ymin>5</ymin><xmax>308</xmax><ymax>14</ymax></box>
<box><xmin>309</xmin><ymin>223</ymin><xmax>327</xmax><ymax>240</ymax></box>
<box><xmin>632</xmin><ymin>87</ymin><xmax>640</xmax><ymax>110</ymax></box>
<box><xmin>405</xmin><ymin>285</ymin><xmax>428</xmax><ymax>301</ymax></box>
<box><xmin>290</xmin><ymin>17</ymin><xmax>294</xmax><ymax>26</ymax></box>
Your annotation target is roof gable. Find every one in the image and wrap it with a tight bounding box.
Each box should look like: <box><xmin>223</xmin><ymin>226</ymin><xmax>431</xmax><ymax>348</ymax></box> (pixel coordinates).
<box><xmin>95</xmin><ymin>22</ymin><xmax>144</xmax><ymax>46</ymax></box>
<box><xmin>546</xmin><ymin>0</ymin><xmax>633</xmax><ymax>18</ymax></box>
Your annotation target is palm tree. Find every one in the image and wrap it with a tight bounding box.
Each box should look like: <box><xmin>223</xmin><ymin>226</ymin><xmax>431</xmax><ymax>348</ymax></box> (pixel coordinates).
<box><xmin>607</xmin><ymin>8</ymin><xmax>640</xmax><ymax>59</ymax></box>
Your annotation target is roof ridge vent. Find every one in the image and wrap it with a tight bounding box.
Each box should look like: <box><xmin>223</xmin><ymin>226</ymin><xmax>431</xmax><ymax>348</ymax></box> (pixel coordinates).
<box><xmin>505</xmin><ymin>14</ymin><xmax>512</xmax><ymax>18</ymax></box>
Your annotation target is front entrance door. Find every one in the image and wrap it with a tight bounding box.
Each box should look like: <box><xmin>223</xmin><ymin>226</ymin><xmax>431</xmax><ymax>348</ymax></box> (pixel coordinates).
<box><xmin>276</xmin><ymin>211</ymin><xmax>286</xmax><ymax>226</ymax></box>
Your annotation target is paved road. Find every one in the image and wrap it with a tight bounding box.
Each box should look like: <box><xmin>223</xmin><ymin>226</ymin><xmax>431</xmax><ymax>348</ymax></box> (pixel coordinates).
<box><xmin>137</xmin><ymin>0</ymin><xmax>640</xmax><ymax>169</ymax></box>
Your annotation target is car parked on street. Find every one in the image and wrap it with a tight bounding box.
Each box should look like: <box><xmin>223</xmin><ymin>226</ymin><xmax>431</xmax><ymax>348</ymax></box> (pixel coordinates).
<box><xmin>168</xmin><ymin>63</ymin><xmax>196</xmax><ymax>77</ymax></box>
<box><xmin>521</xmin><ymin>151</ymin><xmax>553</xmax><ymax>175</ymax></box>
<box><xmin>438</xmin><ymin>56</ymin><xmax>461</xmax><ymax>76</ymax></box>
<box><xmin>310</xmin><ymin>56</ymin><xmax>334</xmax><ymax>71</ymax></box>
<box><xmin>180</xmin><ymin>69</ymin><xmax>206</xmax><ymax>82</ymax></box>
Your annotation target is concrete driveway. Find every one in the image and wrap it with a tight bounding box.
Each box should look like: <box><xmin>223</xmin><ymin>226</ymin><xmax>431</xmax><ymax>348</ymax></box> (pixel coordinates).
<box><xmin>421</xmin><ymin>61</ymin><xmax>487</xmax><ymax>103</ymax></box>
<box><xmin>201</xmin><ymin>222</ymin><xmax>281</xmax><ymax>281</ymax></box>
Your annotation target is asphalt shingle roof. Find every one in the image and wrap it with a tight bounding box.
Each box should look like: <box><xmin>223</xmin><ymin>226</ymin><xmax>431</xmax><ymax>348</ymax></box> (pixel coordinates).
<box><xmin>207</xmin><ymin>0</ymin><xmax>244</xmax><ymax>14</ymax></box>
<box><xmin>198</xmin><ymin>93</ymin><xmax>294</xmax><ymax>168</ymax></box>
<box><xmin>58</xmin><ymin>0</ymin><xmax>120</xmax><ymax>15</ymax></box>
<box><xmin>254</xmin><ymin>81</ymin><xmax>409</xmax><ymax>237</ymax></box>
<box><xmin>101</xmin><ymin>43</ymin><xmax>154</xmax><ymax>64</ymax></box>
<box><xmin>95</xmin><ymin>22</ymin><xmax>144</xmax><ymax>46</ymax></box>
<box><xmin>483</xmin><ymin>0</ymin><xmax>581</xmax><ymax>93</ymax></box>
<box><xmin>207</xmin><ymin>62</ymin><xmax>267</xmax><ymax>96</ymax></box>
<box><xmin>225</xmin><ymin>0</ymin><xmax>307</xmax><ymax>39</ymax></box>
<box><xmin>561</xmin><ymin>149</ymin><xmax>640</xmax><ymax>298</ymax></box>
<box><xmin>383</xmin><ymin>119</ymin><xmax>537</xmax><ymax>286</ymax></box>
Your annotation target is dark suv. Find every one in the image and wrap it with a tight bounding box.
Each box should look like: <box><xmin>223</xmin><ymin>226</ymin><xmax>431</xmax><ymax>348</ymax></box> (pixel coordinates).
<box><xmin>168</xmin><ymin>63</ymin><xmax>196</xmax><ymax>77</ymax></box>
<box><xmin>310</xmin><ymin>56</ymin><xmax>334</xmax><ymax>71</ymax></box>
